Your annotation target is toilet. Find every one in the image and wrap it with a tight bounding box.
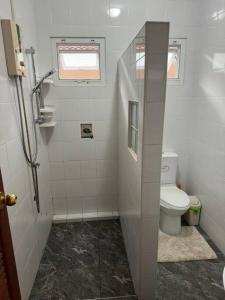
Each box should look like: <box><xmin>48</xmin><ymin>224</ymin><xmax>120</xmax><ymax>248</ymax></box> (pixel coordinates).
<box><xmin>160</xmin><ymin>152</ymin><xmax>190</xmax><ymax>235</ymax></box>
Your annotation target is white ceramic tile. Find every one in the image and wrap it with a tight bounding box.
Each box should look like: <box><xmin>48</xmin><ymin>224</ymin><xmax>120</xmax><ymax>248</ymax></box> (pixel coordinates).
<box><xmin>95</xmin><ymin>141</ymin><xmax>114</xmax><ymax>159</ymax></box>
<box><xmin>64</xmin><ymin>161</ymin><xmax>81</xmax><ymax>179</ymax></box>
<box><xmin>80</xmin><ymin>160</ymin><xmax>97</xmax><ymax>179</ymax></box>
<box><xmin>63</xmin><ymin>141</ymin><xmax>96</xmax><ymax>161</ymax></box>
<box><xmin>94</xmin><ymin>120</ymin><xmax>117</xmax><ymax>141</ymax></box>
<box><xmin>93</xmin><ymin>99</ymin><xmax>116</xmax><ymax>121</ymax></box>
<box><xmin>97</xmin><ymin>195</ymin><xmax>114</xmax><ymax>212</ymax></box>
<box><xmin>60</xmin><ymin>100</ymin><xmax>76</xmax><ymax>120</ymax></box>
<box><xmin>76</xmin><ymin>100</ymin><xmax>95</xmax><ymax>121</ymax></box>
<box><xmin>67</xmin><ymin>197</ymin><xmax>83</xmax><ymax>214</ymax></box>
<box><xmin>81</xmin><ymin>179</ymin><xmax>97</xmax><ymax>197</ymax></box>
<box><xmin>51</xmin><ymin>180</ymin><xmax>66</xmax><ymax>198</ymax></box>
<box><xmin>143</xmin><ymin>145</ymin><xmax>162</xmax><ymax>182</ymax></box>
<box><xmin>50</xmin><ymin>162</ymin><xmax>65</xmax><ymax>181</ymax></box>
<box><xmin>96</xmin><ymin>160</ymin><xmax>117</xmax><ymax>178</ymax></box>
<box><xmin>142</xmin><ymin>182</ymin><xmax>160</xmax><ymax>217</ymax></box>
<box><xmin>53</xmin><ymin>197</ymin><xmax>67</xmax><ymax>215</ymax></box>
<box><xmin>61</xmin><ymin>121</ymin><xmax>79</xmax><ymax>141</ymax></box>
<box><xmin>96</xmin><ymin>178</ymin><xmax>116</xmax><ymax>196</ymax></box>
<box><xmin>82</xmin><ymin>196</ymin><xmax>98</xmax><ymax>213</ymax></box>
<box><xmin>145</xmin><ymin>54</ymin><xmax>168</xmax><ymax>103</ymax></box>
<box><xmin>66</xmin><ymin>179</ymin><xmax>82</xmax><ymax>197</ymax></box>
<box><xmin>143</xmin><ymin>102</ymin><xmax>165</xmax><ymax>145</ymax></box>
<box><xmin>0</xmin><ymin>143</ymin><xmax>10</xmax><ymax>183</ymax></box>
<box><xmin>48</xmin><ymin>142</ymin><xmax>63</xmax><ymax>162</ymax></box>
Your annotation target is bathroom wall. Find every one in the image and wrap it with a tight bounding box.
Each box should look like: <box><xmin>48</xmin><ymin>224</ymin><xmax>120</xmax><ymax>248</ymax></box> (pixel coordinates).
<box><xmin>118</xmin><ymin>22</ymin><xmax>169</xmax><ymax>299</ymax></box>
<box><xmin>33</xmin><ymin>0</ymin><xmax>146</xmax><ymax>220</ymax></box>
<box><xmin>0</xmin><ymin>0</ymin><xmax>52</xmax><ymax>298</ymax></box>
<box><xmin>33</xmin><ymin>0</ymin><xmax>201</xmax><ymax>220</ymax></box>
<box><xmin>186</xmin><ymin>0</ymin><xmax>225</xmax><ymax>253</ymax></box>
<box><xmin>162</xmin><ymin>2</ymin><xmax>202</xmax><ymax>190</ymax></box>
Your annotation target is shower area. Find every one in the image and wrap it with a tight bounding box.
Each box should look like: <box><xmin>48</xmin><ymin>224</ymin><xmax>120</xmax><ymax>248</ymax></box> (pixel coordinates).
<box><xmin>26</xmin><ymin>22</ymin><xmax>169</xmax><ymax>300</ymax></box>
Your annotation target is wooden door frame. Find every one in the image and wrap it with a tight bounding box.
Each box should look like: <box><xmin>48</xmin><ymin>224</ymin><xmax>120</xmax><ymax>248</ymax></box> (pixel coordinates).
<box><xmin>0</xmin><ymin>169</ymin><xmax>21</xmax><ymax>299</ymax></box>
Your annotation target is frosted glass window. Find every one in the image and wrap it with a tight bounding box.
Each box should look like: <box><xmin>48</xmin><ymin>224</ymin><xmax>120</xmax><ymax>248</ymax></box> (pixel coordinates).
<box><xmin>167</xmin><ymin>46</ymin><xmax>180</xmax><ymax>79</ymax></box>
<box><xmin>168</xmin><ymin>39</ymin><xmax>186</xmax><ymax>84</ymax></box>
<box><xmin>52</xmin><ymin>38</ymin><xmax>106</xmax><ymax>86</ymax></box>
<box><xmin>58</xmin><ymin>44</ymin><xmax>100</xmax><ymax>80</ymax></box>
<box><xmin>129</xmin><ymin>101</ymin><xmax>139</xmax><ymax>156</ymax></box>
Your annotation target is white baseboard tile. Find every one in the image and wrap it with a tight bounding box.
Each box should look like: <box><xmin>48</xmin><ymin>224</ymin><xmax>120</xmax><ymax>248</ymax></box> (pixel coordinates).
<box><xmin>53</xmin><ymin>211</ymin><xmax>119</xmax><ymax>223</ymax></box>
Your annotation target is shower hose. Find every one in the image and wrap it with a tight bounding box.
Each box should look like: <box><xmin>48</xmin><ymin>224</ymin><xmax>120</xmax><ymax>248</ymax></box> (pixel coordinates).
<box><xmin>14</xmin><ymin>76</ymin><xmax>40</xmax><ymax>213</ymax></box>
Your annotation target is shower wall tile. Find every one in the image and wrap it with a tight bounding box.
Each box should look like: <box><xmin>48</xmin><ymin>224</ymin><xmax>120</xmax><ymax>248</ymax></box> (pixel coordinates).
<box><xmin>50</xmin><ymin>162</ymin><xmax>65</xmax><ymax>181</ymax></box>
<box><xmin>80</xmin><ymin>161</ymin><xmax>97</xmax><ymax>179</ymax></box>
<box><xmin>53</xmin><ymin>197</ymin><xmax>67</xmax><ymax>215</ymax></box>
<box><xmin>0</xmin><ymin>1</ymin><xmax>53</xmax><ymax>299</ymax></box>
<box><xmin>64</xmin><ymin>161</ymin><xmax>81</xmax><ymax>179</ymax></box>
<box><xmin>67</xmin><ymin>197</ymin><xmax>83</xmax><ymax>214</ymax></box>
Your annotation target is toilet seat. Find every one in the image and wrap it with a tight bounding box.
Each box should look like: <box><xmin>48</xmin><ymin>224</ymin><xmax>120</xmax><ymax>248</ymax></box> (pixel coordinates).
<box><xmin>160</xmin><ymin>185</ymin><xmax>190</xmax><ymax>210</ymax></box>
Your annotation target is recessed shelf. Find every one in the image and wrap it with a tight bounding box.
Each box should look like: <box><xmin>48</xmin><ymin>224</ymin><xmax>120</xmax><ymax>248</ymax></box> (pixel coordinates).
<box><xmin>39</xmin><ymin>121</ymin><xmax>56</xmax><ymax>128</ymax></box>
<box><xmin>40</xmin><ymin>106</ymin><xmax>55</xmax><ymax>113</ymax></box>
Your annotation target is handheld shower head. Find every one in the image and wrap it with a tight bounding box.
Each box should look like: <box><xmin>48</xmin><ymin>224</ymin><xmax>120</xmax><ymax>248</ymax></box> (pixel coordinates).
<box><xmin>32</xmin><ymin>68</ymin><xmax>56</xmax><ymax>93</ymax></box>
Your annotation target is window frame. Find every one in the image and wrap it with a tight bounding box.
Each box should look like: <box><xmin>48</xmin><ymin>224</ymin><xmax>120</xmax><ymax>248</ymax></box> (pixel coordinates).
<box><xmin>52</xmin><ymin>37</ymin><xmax>106</xmax><ymax>86</ymax></box>
<box><xmin>128</xmin><ymin>100</ymin><xmax>139</xmax><ymax>159</ymax></box>
<box><xmin>167</xmin><ymin>38</ymin><xmax>186</xmax><ymax>85</ymax></box>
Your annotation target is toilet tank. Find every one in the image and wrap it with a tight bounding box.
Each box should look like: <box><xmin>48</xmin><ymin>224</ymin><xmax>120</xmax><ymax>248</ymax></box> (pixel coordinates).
<box><xmin>161</xmin><ymin>152</ymin><xmax>178</xmax><ymax>184</ymax></box>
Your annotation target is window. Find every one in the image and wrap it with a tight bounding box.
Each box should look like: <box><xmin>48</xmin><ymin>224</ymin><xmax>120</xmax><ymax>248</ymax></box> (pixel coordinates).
<box><xmin>52</xmin><ymin>38</ymin><xmax>106</xmax><ymax>86</ymax></box>
<box><xmin>136</xmin><ymin>43</ymin><xmax>145</xmax><ymax>79</ymax></box>
<box><xmin>128</xmin><ymin>101</ymin><xmax>139</xmax><ymax>157</ymax></box>
<box><xmin>167</xmin><ymin>38</ymin><xmax>186</xmax><ymax>84</ymax></box>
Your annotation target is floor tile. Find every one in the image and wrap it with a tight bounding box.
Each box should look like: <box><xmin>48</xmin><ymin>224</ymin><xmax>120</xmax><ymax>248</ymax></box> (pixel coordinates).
<box><xmin>30</xmin><ymin>221</ymin><xmax>225</xmax><ymax>300</ymax></box>
<box><xmin>29</xmin><ymin>220</ymin><xmax>135</xmax><ymax>300</ymax></box>
<box><xmin>100</xmin><ymin>264</ymin><xmax>135</xmax><ymax>298</ymax></box>
<box><xmin>100</xmin><ymin>238</ymin><xmax>128</xmax><ymax>267</ymax></box>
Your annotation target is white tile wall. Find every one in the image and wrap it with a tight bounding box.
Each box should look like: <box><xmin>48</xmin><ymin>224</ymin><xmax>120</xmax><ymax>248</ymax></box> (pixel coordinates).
<box><xmin>0</xmin><ymin>1</ymin><xmax>52</xmax><ymax>299</ymax></box>
<box><xmin>33</xmin><ymin>0</ymin><xmax>155</xmax><ymax>219</ymax></box>
<box><xmin>161</xmin><ymin>0</ymin><xmax>225</xmax><ymax>256</ymax></box>
<box><xmin>185</xmin><ymin>0</ymin><xmax>225</xmax><ymax>254</ymax></box>
<box><xmin>118</xmin><ymin>22</ymin><xmax>169</xmax><ymax>299</ymax></box>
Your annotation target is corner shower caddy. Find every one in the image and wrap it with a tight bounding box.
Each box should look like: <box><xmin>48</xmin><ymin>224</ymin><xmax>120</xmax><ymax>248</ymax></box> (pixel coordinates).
<box><xmin>38</xmin><ymin>79</ymin><xmax>56</xmax><ymax>128</ymax></box>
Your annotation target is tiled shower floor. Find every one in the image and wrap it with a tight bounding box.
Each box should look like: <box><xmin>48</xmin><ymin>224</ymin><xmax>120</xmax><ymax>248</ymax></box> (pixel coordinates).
<box><xmin>30</xmin><ymin>220</ymin><xmax>225</xmax><ymax>300</ymax></box>
<box><xmin>29</xmin><ymin>220</ymin><xmax>137</xmax><ymax>300</ymax></box>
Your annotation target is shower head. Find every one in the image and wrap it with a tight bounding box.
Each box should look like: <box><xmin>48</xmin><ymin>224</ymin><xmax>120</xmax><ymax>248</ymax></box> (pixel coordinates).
<box><xmin>32</xmin><ymin>68</ymin><xmax>56</xmax><ymax>93</ymax></box>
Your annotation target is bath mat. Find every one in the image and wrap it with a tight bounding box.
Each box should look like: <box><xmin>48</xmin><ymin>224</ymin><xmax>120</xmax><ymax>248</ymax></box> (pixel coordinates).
<box><xmin>158</xmin><ymin>226</ymin><xmax>217</xmax><ymax>262</ymax></box>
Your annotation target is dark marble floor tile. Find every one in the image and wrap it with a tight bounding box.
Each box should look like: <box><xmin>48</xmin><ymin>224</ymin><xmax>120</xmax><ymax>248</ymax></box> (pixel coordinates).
<box><xmin>100</xmin><ymin>238</ymin><xmax>128</xmax><ymax>267</ymax></box>
<box><xmin>80</xmin><ymin>268</ymin><xmax>101</xmax><ymax>299</ymax></box>
<box><xmin>51</xmin><ymin>268</ymin><xmax>83</xmax><ymax>300</ymax></box>
<box><xmin>156</xmin><ymin>272</ymin><xmax>206</xmax><ymax>300</ymax></box>
<box><xmin>57</xmin><ymin>237</ymin><xmax>99</xmax><ymax>269</ymax></box>
<box><xmin>193</xmin><ymin>260</ymin><xmax>225</xmax><ymax>299</ymax></box>
<box><xmin>98</xmin><ymin>219</ymin><xmax>123</xmax><ymax>240</ymax></box>
<box><xmin>100</xmin><ymin>264</ymin><xmax>135</xmax><ymax>298</ymax></box>
<box><xmin>29</xmin><ymin>263</ymin><xmax>56</xmax><ymax>299</ymax></box>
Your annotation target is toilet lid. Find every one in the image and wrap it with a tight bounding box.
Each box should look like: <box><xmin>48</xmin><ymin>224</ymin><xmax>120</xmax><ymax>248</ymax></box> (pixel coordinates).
<box><xmin>160</xmin><ymin>186</ymin><xmax>190</xmax><ymax>209</ymax></box>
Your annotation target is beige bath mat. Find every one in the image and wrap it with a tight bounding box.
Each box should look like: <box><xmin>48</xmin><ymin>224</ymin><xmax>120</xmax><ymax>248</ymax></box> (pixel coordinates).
<box><xmin>158</xmin><ymin>226</ymin><xmax>217</xmax><ymax>262</ymax></box>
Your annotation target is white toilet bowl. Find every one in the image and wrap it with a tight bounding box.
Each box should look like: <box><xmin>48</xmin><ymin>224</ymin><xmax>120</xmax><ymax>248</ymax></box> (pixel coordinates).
<box><xmin>160</xmin><ymin>185</ymin><xmax>190</xmax><ymax>235</ymax></box>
